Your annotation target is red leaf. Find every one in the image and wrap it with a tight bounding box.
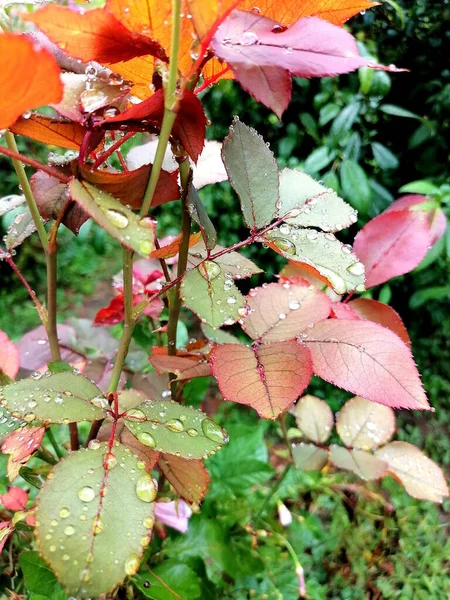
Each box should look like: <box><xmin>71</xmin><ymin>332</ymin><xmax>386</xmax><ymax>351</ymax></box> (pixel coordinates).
<box><xmin>149</xmin><ymin>355</ymin><xmax>211</xmax><ymax>381</ymax></box>
<box><xmin>0</xmin><ymin>331</ymin><xmax>19</xmax><ymax>379</ymax></box>
<box><xmin>158</xmin><ymin>454</ymin><xmax>210</xmax><ymax>503</ymax></box>
<box><xmin>212</xmin><ymin>11</ymin><xmax>382</xmax><ymax>117</ymax></box>
<box><xmin>104</xmin><ymin>89</ymin><xmax>207</xmax><ymax>161</ymax></box>
<box><xmin>385</xmin><ymin>194</ymin><xmax>448</xmax><ymax>246</ymax></box>
<box><xmin>25</xmin><ymin>5</ymin><xmax>167</xmax><ymax>65</ymax></box>
<box><xmin>10</xmin><ymin>114</ymin><xmax>86</xmax><ymax>150</ymax></box>
<box><xmin>242</xmin><ymin>282</ymin><xmax>331</xmax><ymax>342</ymax></box>
<box><xmin>0</xmin><ymin>33</ymin><xmax>63</xmax><ymax>130</ymax></box>
<box><xmin>353</xmin><ymin>210</ymin><xmax>431</xmax><ymax>288</ymax></box>
<box><xmin>79</xmin><ymin>164</ymin><xmax>180</xmax><ymax>210</ymax></box>
<box><xmin>94</xmin><ymin>295</ymin><xmax>126</xmax><ymax>326</ymax></box>
<box><xmin>17</xmin><ymin>325</ymin><xmax>81</xmax><ymax>372</ymax></box>
<box><xmin>2</xmin><ymin>427</ymin><xmax>46</xmax><ymax>463</ymax></box>
<box><xmin>303</xmin><ymin>320</ymin><xmax>429</xmax><ymax>410</ymax></box>
<box><xmin>210</xmin><ymin>341</ymin><xmax>313</xmax><ymax>419</ymax></box>
<box><xmin>0</xmin><ymin>487</ymin><xmax>28</xmax><ymax>511</ymax></box>
<box><xmin>349</xmin><ymin>298</ymin><xmax>411</xmax><ymax>347</ymax></box>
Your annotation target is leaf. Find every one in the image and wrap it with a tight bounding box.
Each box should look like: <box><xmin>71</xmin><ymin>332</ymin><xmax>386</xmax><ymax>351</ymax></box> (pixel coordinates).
<box><xmin>302</xmin><ymin>320</ymin><xmax>430</xmax><ymax>410</ymax></box>
<box><xmin>123</xmin><ymin>400</ymin><xmax>229</xmax><ymax>459</ymax></box>
<box><xmin>0</xmin><ymin>487</ymin><xmax>28</xmax><ymax>511</ymax></box>
<box><xmin>26</xmin><ymin>5</ymin><xmax>167</xmax><ymax>65</ymax></box>
<box><xmin>180</xmin><ymin>263</ymin><xmax>246</xmax><ymax>328</ymax></box>
<box><xmin>201</xmin><ymin>323</ymin><xmax>241</xmax><ymax>345</ymax></box>
<box><xmin>2</xmin><ymin>426</ymin><xmax>45</xmax><ymax>462</ymax></box>
<box><xmin>35</xmin><ymin>442</ymin><xmax>156</xmax><ymax>598</ymax></box>
<box><xmin>336</xmin><ymin>396</ymin><xmax>395</xmax><ymax>450</ymax></box>
<box><xmin>353</xmin><ymin>209</ymin><xmax>431</xmax><ymax>288</ymax></box>
<box><xmin>188</xmin><ymin>0</ymin><xmax>377</xmax><ymax>40</ymax></box>
<box><xmin>11</xmin><ymin>114</ymin><xmax>86</xmax><ymax>150</ymax></box>
<box><xmin>105</xmin><ymin>89</ymin><xmax>207</xmax><ymax>162</ymax></box>
<box><xmin>303</xmin><ymin>146</ymin><xmax>335</xmax><ymax>174</ymax></box>
<box><xmin>31</xmin><ymin>172</ymin><xmax>89</xmax><ymax>236</ymax></box>
<box><xmin>380</xmin><ymin>104</ymin><xmax>422</xmax><ymax>119</ymax></box>
<box><xmin>348</xmin><ymin>298</ymin><xmax>411</xmax><ymax>347</ymax></box>
<box><xmin>158</xmin><ymin>454</ymin><xmax>210</xmax><ymax>504</ymax></box>
<box><xmin>330</xmin><ymin>103</ymin><xmax>361</xmax><ymax>141</ymax></box>
<box><xmin>278</xmin><ymin>168</ymin><xmax>358</xmax><ymax>232</ymax></box>
<box><xmin>5</xmin><ymin>206</ymin><xmax>37</xmax><ymax>250</ymax></box>
<box><xmin>149</xmin><ymin>355</ymin><xmax>211</xmax><ymax>381</ymax></box>
<box><xmin>0</xmin><ymin>407</ymin><xmax>24</xmax><ymax>442</ymax></box>
<box><xmin>212</xmin><ymin>13</ymin><xmax>376</xmax><ymax>118</ymax></box>
<box><xmin>372</xmin><ymin>142</ymin><xmax>399</xmax><ymax>170</ymax></box>
<box><xmin>0</xmin><ymin>372</ymin><xmax>106</xmax><ymax>424</ymax></box>
<box><xmin>242</xmin><ymin>282</ymin><xmax>331</xmax><ymax>342</ymax></box>
<box><xmin>68</xmin><ymin>180</ymin><xmax>155</xmax><ymax>258</ymax></box>
<box><xmin>0</xmin><ymin>194</ymin><xmax>26</xmax><ymax>217</ymax></box>
<box><xmin>17</xmin><ymin>324</ymin><xmax>81</xmax><ymax>372</ymax></box>
<box><xmin>398</xmin><ymin>181</ymin><xmax>439</xmax><ymax>196</ymax></box>
<box><xmin>384</xmin><ymin>194</ymin><xmax>447</xmax><ymax>246</ymax></box>
<box><xmin>134</xmin><ymin>561</ymin><xmax>201</xmax><ymax>600</ymax></box>
<box><xmin>187</xmin><ymin>179</ymin><xmax>217</xmax><ymax>250</ymax></box>
<box><xmin>151</xmin><ymin>232</ymin><xmax>201</xmax><ymax>259</ymax></box>
<box><xmin>210</xmin><ymin>341</ymin><xmax>312</xmax><ymax>419</ymax></box>
<box><xmin>290</xmin><ymin>395</ymin><xmax>333</xmax><ymax>443</ymax></box>
<box><xmin>264</xmin><ymin>227</ymin><xmax>365</xmax><ymax>294</ymax></box>
<box><xmin>409</xmin><ymin>285</ymin><xmax>450</xmax><ymax>309</ymax></box>
<box><xmin>0</xmin><ymin>33</ymin><xmax>62</xmax><ymax>130</ymax></box>
<box><xmin>79</xmin><ymin>164</ymin><xmax>180</xmax><ymax>210</ymax></box>
<box><xmin>221</xmin><ymin>119</ymin><xmax>279</xmax><ymax>229</ymax></box>
<box><xmin>187</xmin><ymin>241</ymin><xmax>262</xmax><ymax>279</ymax></box>
<box><xmin>330</xmin><ymin>445</ymin><xmax>388</xmax><ymax>480</ymax></box>
<box><xmin>374</xmin><ymin>441</ymin><xmax>449</xmax><ymax>503</ymax></box>
<box><xmin>0</xmin><ymin>331</ymin><xmax>19</xmax><ymax>379</ymax></box>
<box><xmin>292</xmin><ymin>442</ymin><xmax>329</xmax><ymax>471</ymax></box>
<box><xmin>340</xmin><ymin>159</ymin><xmax>371</xmax><ymax>214</ymax></box>
<box><xmin>19</xmin><ymin>552</ymin><xmax>67</xmax><ymax>600</ymax></box>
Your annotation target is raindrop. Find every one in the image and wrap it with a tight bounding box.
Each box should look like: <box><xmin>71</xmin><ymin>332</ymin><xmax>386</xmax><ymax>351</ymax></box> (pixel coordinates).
<box><xmin>347</xmin><ymin>262</ymin><xmax>365</xmax><ymax>276</ymax></box>
<box><xmin>165</xmin><ymin>418</ymin><xmax>184</xmax><ymax>433</ymax></box>
<box><xmin>64</xmin><ymin>525</ymin><xmax>75</xmax><ymax>536</ymax></box>
<box><xmin>78</xmin><ymin>486</ymin><xmax>96</xmax><ymax>502</ymax></box>
<box><xmin>187</xmin><ymin>428</ymin><xmax>198</xmax><ymax>437</ymax></box>
<box><xmin>91</xmin><ymin>396</ymin><xmax>108</xmax><ymax>409</ymax></box>
<box><xmin>108</xmin><ymin>72</ymin><xmax>123</xmax><ymax>85</ymax></box>
<box><xmin>161</xmin><ymin>390</ymin><xmax>172</xmax><ymax>399</ymax></box>
<box><xmin>59</xmin><ymin>507</ymin><xmax>70</xmax><ymax>519</ymax></box>
<box><xmin>88</xmin><ymin>439</ymin><xmax>101</xmax><ymax>450</ymax></box>
<box><xmin>139</xmin><ymin>240</ymin><xmax>153</xmax><ymax>255</ymax></box>
<box><xmin>124</xmin><ymin>553</ymin><xmax>140</xmax><ymax>576</ymax></box>
<box><xmin>125</xmin><ymin>408</ymin><xmax>146</xmax><ymax>421</ymax></box>
<box><xmin>143</xmin><ymin>516</ymin><xmax>154</xmax><ymax>529</ymax></box>
<box><xmin>136</xmin><ymin>431</ymin><xmax>157</xmax><ymax>448</ymax></box>
<box><xmin>341</xmin><ymin>244</ymin><xmax>353</xmax><ymax>254</ymax></box>
<box><xmin>288</xmin><ymin>300</ymin><xmax>300</xmax><ymax>310</ymax></box>
<box><xmin>272</xmin><ymin>238</ymin><xmax>296</xmax><ymax>256</ymax></box>
<box><xmin>101</xmin><ymin>208</ymin><xmax>129</xmax><ymax>229</ymax></box>
<box><xmin>279</xmin><ymin>224</ymin><xmax>291</xmax><ymax>235</ymax></box>
<box><xmin>271</xmin><ymin>24</ymin><xmax>288</xmax><ymax>33</ymax></box>
<box><xmin>135</xmin><ymin>474</ymin><xmax>157</xmax><ymax>503</ymax></box>
<box><xmin>201</xmin><ymin>418</ymin><xmax>229</xmax><ymax>444</ymax></box>
<box><xmin>201</xmin><ymin>261</ymin><xmax>221</xmax><ymax>280</ymax></box>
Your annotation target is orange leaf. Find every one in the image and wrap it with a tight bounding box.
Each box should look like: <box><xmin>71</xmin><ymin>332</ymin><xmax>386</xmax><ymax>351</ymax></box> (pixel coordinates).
<box><xmin>25</xmin><ymin>5</ymin><xmax>167</xmax><ymax>65</ymax></box>
<box><xmin>188</xmin><ymin>0</ymin><xmax>378</xmax><ymax>39</ymax></box>
<box><xmin>10</xmin><ymin>114</ymin><xmax>86</xmax><ymax>150</ymax></box>
<box><xmin>158</xmin><ymin>454</ymin><xmax>210</xmax><ymax>503</ymax></box>
<box><xmin>0</xmin><ymin>33</ymin><xmax>63</xmax><ymax>130</ymax></box>
<box><xmin>151</xmin><ymin>232</ymin><xmax>202</xmax><ymax>259</ymax></box>
<box><xmin>149</xmin><ymin>354</ymin><xmax>211</xmax><ymax>381</ymax></box>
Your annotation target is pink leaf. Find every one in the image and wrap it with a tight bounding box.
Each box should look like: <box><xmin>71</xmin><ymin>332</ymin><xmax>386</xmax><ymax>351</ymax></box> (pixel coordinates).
<box><xmin>353</xmin><ymin>209</ymin><xmax>431</xmax><ymax>288</ymax></box>
<box><xmin>303</xmin><ymin>320</ymin><xmax>429</xmax><ymax>410</ymax></box>
<box><xmin>210</xmin><ymin>341</ymin><xmax>313</xmax><ymax>419</ymax></box>
<box><xmin>2</xmin><ymin>426</ymin><xmax>46</xmax><ymax>463</ymax></box>
<box><xmin>0</xmin><ymin>487</ymin><xmax>28</xmax><ymax>511</ymax></box>
<box><xmin>149</xmin><ymin>355</ymin><xmax>211</xmax><ymax>381</ymax></box>
<box><xmin>0</xmin><ymin>331</ymin><xmax>19</xmax><ymax>379</ymax></box>
<box><xmin>348</xmin><ymin>298</ymin><xmax>411</xmax><ymax>347</ymax></box>
<box><xmin>212</xmin><ymin>11</ymin><xmax>398</xmax><ymax>118</ymax></box>
<box><xmin>385</xmin><ymin>194</ymin><xmax>447</xmax><ymax>246</ymax></box>
<box><xmin>17</xmin><ymin>324</ymin><xmax>82</xmax><ymax>372</ymax></box>
<box><xmin>243</xmin><ymin>282</ymin><xmax>331</xmax><ymax>342</ymax></box>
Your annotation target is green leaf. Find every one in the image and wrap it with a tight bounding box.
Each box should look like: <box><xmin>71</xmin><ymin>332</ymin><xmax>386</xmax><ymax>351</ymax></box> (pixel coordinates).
<box><xmin>133</xmin><ymin>562</ymin><xmax>201</xmax><ymax>600</ymax></box>
<box><xmin>180</xmin><ymin>263</ymin><xmax>245</xmax><ymax>328</ymax></box>
<box><xmin>318</xmin><ymin>103</ymin><xmax>340</xmax><ymax>127</ymax></box>
<box><xmin>330</xmin><ymin>445</ymin><xmax>388</xmax><ymax>480</ymax></box>
<box><xmin>188</xmin><ymin>241</ymin><xmax>262</xmax><ymax>279</ymax></box>
<box><xmin>409</xmin><ymin>285</ymin><xmax>450</xmax><ymax>309</ymax></box>
<box><xmin>222</xmin><ymin>119</ymin><xmax>279</xmax><ymax>230</ymax></box>
<box><xmin>399</xmin><ymin>180</ymin><xmax>440</xmax><ymax>195</ymax></box>
<box><xmin>19</xmin><ymin>551</ymin><xmax>67</xmax><ymax>600</ymax></box>
<box><xmin>292</xmin><ymin>443</ymin><xmax>329</xmax><ymax>471</ymax></box>
<box><xmin>201</xmin><ymin>323</ymin><xmax>241</xmax><ymax>345</ymax></box>
<box><xmin>278</xmin><ymin>168</ymin><xmax>357</xmax><ymax>232</ymax></box>
<box><xmin>303</xmin><ymin>146</ymin><xmax>335</xmax><ymax>174</ymax></box>
<box><xmin>358</xmin><ymin>66</ymin><xmax>374</xmax><ymax>94</ymax></box>
<box><xmin>5</xmin><ymin>205</ymin><xmax>36</xmax><ymax>249</ymax></box>
<box><xmin>290</xmin><ymin>395</ymin><xmax>333</xmax><ymax>444</ymax></box>
<box><xmin>264</xmin><ymin>227</ymin><xmax>365</xmax><ymax>294</ymax></box>
<box><xmin>0</xmin><ymin>372</ymin><xmax>106</xmax><ymax>424</ymax></box>
<box><xmin>123</xmin><ymin>399</ymin><xmax>229</xmax><ymax>459</ymax></box>
<box><xmin>300</xmin><ymin>112</ymin><xmax>318</xmax><ymax>139</ymax></box>
<box><xmin>380</xmin><ymin>104</ymin><xmax>422</xmax><ymax>120</ymax></box>
<box><xmin>330</xmin><ymin>103</ymin><xmax>360</xmax><ymax>141</ymax></box>
<box><xmin>69</xmin><ymin>180</ymin><xmax>155</xmax><ymax>257</ymax></box>
<box><xmin>47</xmin><ymin>361</ymin><xmax>73</xmax><ymax>374</ymax></box>
<box><xmin>187</xmin><ymin>179</ymin><xmax>217</xmax><ymax>250</ymax></box>
<box><xmin>0</xmin><ymin>405</ymin><xmax>23</xmax><ymax>441</ymax></box>
<box><xmin>35</xmin><ymin>443</ymin><xmax>156</xmax><ymax>599</ymax></box>
<box><xmin>340</xmin><ymin>160</ymin><xmax>371</xmax><ymax>213</ymax></box>
<box><xmin>371</xmin><ymin>142</ymin><xmax>399</xmax><ymax>170</ymax></box>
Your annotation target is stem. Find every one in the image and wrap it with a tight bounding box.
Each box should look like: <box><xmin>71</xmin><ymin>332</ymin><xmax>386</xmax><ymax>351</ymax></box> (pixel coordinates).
<box><xmin>90</xmin><ymin>132</ymin><xmax>134</xmax><ymax>169</ymax></box>
<box><xmin>255</xmin><ymin>463</ymin><xmax>292</xmax><ymax>521</ymax></box>
<box><xmin>167</xmin><ymin>159</ymin><xmax>192</xmax><ymax>359</ymax></box>
<box><xmin>0</xmin><ymin>140</ymin><xmax>71</xmax><ymax>185</ymax></box>
<box><xmin>4</xmin><ymin>132</ymin><xmax>48</xmax><ymax>250</ymax></box>
<box><xmin>46</xmin><ymin>428</ymin><xmax>64</xmax><ymax>459</ymax></box>
<box><xmin>166</xmin><ymin>0</ymin><xmax>182</xmax><ymax>111</ymax></box>
<box><xmin>3</xmin><ymin>254</ymin><xmax>47</xmax><ymax>324</ymax></box>
<box><xmin>35</xmin><ymin>447</ymin><xmax>58</xmax><ymax>465</ymax></box>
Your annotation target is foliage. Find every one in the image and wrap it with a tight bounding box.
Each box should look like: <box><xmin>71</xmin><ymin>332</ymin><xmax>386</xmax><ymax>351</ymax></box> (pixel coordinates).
<box><xmin>0</xmin><ymin>0</ymin><xmax>448</xmax><ymax>598</ymax></box>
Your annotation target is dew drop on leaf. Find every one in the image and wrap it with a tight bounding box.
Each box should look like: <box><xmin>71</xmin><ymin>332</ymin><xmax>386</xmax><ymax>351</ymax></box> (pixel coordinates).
<box><xmin>64</xmin><ymin>525</ymin><xmax>75</xmax><ymax>536</ymax></box>
<box><xmin>288</xmin><ymin>300</ymin><xmax>300</xmax><ymax>310</ymax></box>
<box><xmin>165</xmin><ymin>418</ymin><xmax>184</xmax><ymax>433</ymax></box>
<box><xmin>201</xmin><ymin>418</ymin><xmax>229</xmax><ymax>444</ymax></box>
<box><xmin>347</xmin><ymin>261</ymin><xmax>365</xmax><ymax>276</ymax></box>
<box><xmin>187</xmin><ymin>428</ymin><xmax>198</xmax><ymax>437</ymax></box>
<box><xmin>135</xmin><ymin>474</ymin><xmax>157</xmax><ymax>503</ymax></box>
<box><xmin>101</xmin><ymin>208</ymin><xmax>129</xmax><ymax>229</ymax></box>
<box><xmin>201</xmin><ymin>261</ymin><xmax>221</xmax><ymax>280</ymax></box>
<box><xmin>59</xmin><ymin>507</ymin><xmax>70</xmax><ymax>519</ymax></box>
<box><xmin>77</xmin><ymin>486</ymin><xmax>96</xmax><ymax>502</ymax></box>
<box><xmin>143</xmin><ymin>516</ymin><xmax>154</xmax><ymax>529</ymax></box>
<box><xmin>124</xmin><ymin>553</ymin><xmax>140</xmax><ymax>576</ymax></box>
<box><xmin>125</xmin><ymin>408</ymin><xmax>146</xmax><ymax>421</ymax></box>
<box><xmin>88</xmin><ymin>439</ymin><xmax>101</xmax><ymax>450</ymax></box>
<box><xmin>272</xmin><ymin>238</ymin><xmax>296</xmax><ymax>255</ymax></box>
<box><xmin>136</xmin><ymin>431</ymin><xmax>156</xmax><ymax>448</ymax></box>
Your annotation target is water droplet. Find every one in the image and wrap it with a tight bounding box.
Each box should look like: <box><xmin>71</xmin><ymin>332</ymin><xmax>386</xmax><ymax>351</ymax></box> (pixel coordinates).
<box><xmin>278</xmin><ymin>313</ymin><xmax>286</xmax><ymax>320</ymax></box>
<box><xmin>101</xmin><ymin>208</ymin><xmax>129</xmax><ymax>229</ymax></box>
<box><xmin>288</xmin><ymin>300</ymin><xmax>300</xmax><ymax>310</ymax></box>
<box><xmin>227</xmin><ymin>295</ymin><xmax>237</xmax><ymax>305</ymax></box>
<box><xmin>272</xmin><ymin>24</ymin><xmax>288</xmax><ymax>33</ymax></box>
<box><xmin>104</xmin><ymin>453</ymin><xmax>117</xmax><ymax>470</ymax></box>
<box><xmin>187</xmin><ymin>428</ymin><xmax>198</xmax><ymax>437</ymax></box>
<box><xmin>136</xmin><ymin>431</ymin><xmax>156</xmax><ymax>448</ymax></box>
<box><xmin>59</xmin><ymin>507</ymin><xmax>70</xmax><ymax>519</ymax></box>
<box><xmin>88</xmin><ymin>439</ymin><xmax>101</xmax><ymax>450</ymax></box>
<box><xmin>125</xmin><ymin>408</ymin><xmax>146</xmax><ymax>421</ymax></box>
<box><xmin>78</xmin><ymin>486</ymin><xmax>96</xmax><ymax>502</ymax></box>
<box><xmin>341</xmin><ymin>244</ymin><xmax>353</xmax><ymax>254</ymax></box>
<box><xmin>201</xmin><ymin>261</ymin><xmax>221</xmax><ymax>280</ymax></box>
<box><xmin>64</xmin><ymin>525</ymin><xmax>75</xmax><ymax>536</ymax></box>
<box><xmin>91</xmin><ymin>396</ymin><xmax>108</xmax><ymax>409</ymax></box>
<box><xmin>272</xmin><ymin>238</ymin><xmax>296</xmax><ymax>256</ymax></box>
<box><xmin>54</xmin><ymin>394</ymin><xmax>64</xmax><ymax>404</ymax></box>
<box><xmin>124</xmin><ymin>553</ymin><xmax>140</xmax><ymax>576</ymax></box>
<box><xmin>136</xmin><ymin>474</ymin><xmax>157</xmax><ymax>503</ymax></box>
<box><xmin>143</xmin><ymin>516</ymin><xmax>154</xmax><ymax>529</ymax></box>
<box><xmin>201</xmin><ymin>418</ymin><xmax>229</xmax><ymax>444</ymax></box>
<box><xmin>241</xmin><ymin>31</ymin><xmax>259</xmax><ymax>45</ymax></box>
<box><xmin>165</xmin><ymin>418</ymin><xmax>184</xmax><ymax>433</ymax></box>
<box><xmin>279</xmin><ymin>224</ymin><xmax>291</xmax><ymax>235</ymax></box>
<box><xmin>347</xmin><ymin>262</ymin><xmax>365</xmax><ymax>276</ymax></box>
<box><xmin>108</xmin><ymin>72</ymin><xmax>123</xmax><ymax>85</ymax></box>
<box><xmin>24</xmin><ymin>413</ymin><xmax>35</xmax><ymax>423</ymax></box>
<box><xmin>139</xmin><ymin>240</ymin><xmax>153</xmax><ymax>255</ymax></box>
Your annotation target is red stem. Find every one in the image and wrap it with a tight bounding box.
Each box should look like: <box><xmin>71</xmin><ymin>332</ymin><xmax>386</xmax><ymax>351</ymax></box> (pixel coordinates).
<box><xmin>0</xmin><ymin>145</ymin><xmax>71</xmax><ymax>183</ymax></box>
<box><xmin>195</xmin><ymin>66</ymin><xmax>232</xmax><ymax>95</ymax></box>
<box><xmin>3</xmin><ymin>253</ymin><xmax>47</xmax><ymax>323</ymax></box>
<box><xmin>90</xmin><ymin>132</ymin><xmax>135</xmax><ymax>169</ymax></box>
